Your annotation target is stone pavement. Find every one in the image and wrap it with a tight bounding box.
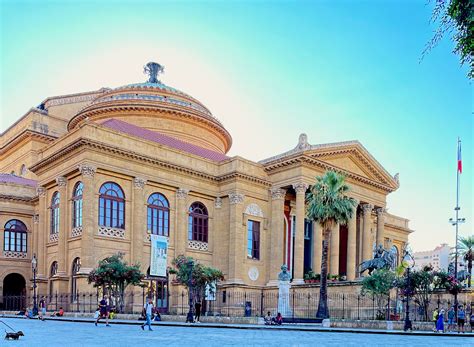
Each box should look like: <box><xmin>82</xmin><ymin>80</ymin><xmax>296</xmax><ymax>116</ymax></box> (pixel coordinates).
<box><xmin>1</xmin><ymin>315</ymin><xmax>473</xmax><ymax>346</ymax></box>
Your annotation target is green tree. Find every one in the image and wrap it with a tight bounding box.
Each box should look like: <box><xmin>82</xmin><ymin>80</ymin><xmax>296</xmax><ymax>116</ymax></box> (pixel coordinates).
<box><xmin>458</xmin><ymin>235</ymin><xmax>474</xmax><ymax>287</ymax></box>
<box><xmin>424</xmin><ymin>0</ymin><xmax>474</xmax><ymax>79</ymax></box>
<box><xmin>88</xmin><ymin>252</ymin><xmax>145</xmax><ymax>312</ymax></box>
<box><xmin>169</xmin><ymin>255</ymin><xmax>224</xmax><ymax>301</ymax></box>
<box><xmin>306</xmin><ymin>170</ymin><xmax>357</xmax><ymax>319</ymax></box>
<box><xmin>361</xmin><ymin>269</ymin><xmax>396</xmax><ymax>320</ymax></box>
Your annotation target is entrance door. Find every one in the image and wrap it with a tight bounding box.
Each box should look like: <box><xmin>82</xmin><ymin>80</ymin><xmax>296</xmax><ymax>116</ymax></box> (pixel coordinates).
<box><xmin>2</xmin><ymin>273</ymin><xmax>26</xmax><ymax>310</ymax></box>
<box><xmin>146</xmin><ymin>269</ymin><xmax>168</xmax><ymax>314</ymax></box>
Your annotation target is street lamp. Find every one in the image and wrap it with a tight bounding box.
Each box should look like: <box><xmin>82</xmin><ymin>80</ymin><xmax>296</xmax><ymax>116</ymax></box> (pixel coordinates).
<box><xmin>402</xmin><ymin>249</ymin><xmax>415</xmax><ymax>332</ymax></box>
<box><xmin>31</xmin><ymin>253</ymin><xmax>38</xmax><ymax>316</ymax></box>
<box><xmin>449</xmin><ymin>216</ymin><xmax>466</xmax><ymax>319</ymax></box>
<box><xmin>185</xmin><ymin>259</ymin><xmax>195</xmax><ymax>323</ymax></box>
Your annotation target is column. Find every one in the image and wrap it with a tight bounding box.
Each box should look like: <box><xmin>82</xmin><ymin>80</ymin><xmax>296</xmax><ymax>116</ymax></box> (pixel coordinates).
<box><xmin>32</xmin><ymin>214</ymin><xmax>39</xmax><ymax>259</ymax></box>
<box><xmin>346</xmin><ymin>200</ymin><xmax>359</xmax><ymax>281</ymax></box>
<box><xmin>56</xmin><ymin>176</ymin><xmax>68</xmax><ymax>276</ymax></box>
<box><xmin>267</xmin><ymin>187</ymin><xmax>286</xmax><ymax>285</ymax></box>
<box><xmin>329</xmin><ymin>223</ymin><xmax>340</xmax><ymax>276</ymax></box>
<box><xmin>175</xmin><ymin>188</ymin><xmax>189</xmax><ymax>256</ymax></box>
<box><xmin>292</xmin><ymin>182</ymin><xmax>308</xmax><ymax>284</ymax></box>
<box><xmin>36</xmin><ymin>187</ymin><xmax>47</xmax><ymax>277</ymax></box>
<box><xmin>132</xmin><ymin>177</ymin><xmax>147</xmax><ymax>266</ymax></box>
<box><xmin>312</xmin><ymin>223</ymin><xmax>322</xmax><ymax>275</ymax></box>
<box><xmin>376</xmin><ymin>208</ymin><xmax>386</xmax><ymax>248</ymax></box>
<box><xmin>228</xmin><ymin>191</ymin><xmax>244</xmax><ymax>284</ymax></box>
<box><xmin>78</xmin><ymin>164</ymin><xmax>96</xmax><ymax>274</ymax></box>
<box><xmin>361</xmin><ymin>203</ymin><xmax>373</xmax><ymax>263</ymax></box>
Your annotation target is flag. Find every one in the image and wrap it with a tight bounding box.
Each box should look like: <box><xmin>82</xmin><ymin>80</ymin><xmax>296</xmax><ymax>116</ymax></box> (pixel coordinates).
<box><xmin>457</xmin><ymin>140</ymin><xmax>462</xmax><ymax>174</ymax></box>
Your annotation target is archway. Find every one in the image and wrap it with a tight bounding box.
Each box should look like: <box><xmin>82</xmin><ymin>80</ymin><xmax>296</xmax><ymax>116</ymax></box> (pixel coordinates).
<box><xmin>2</xmin><ymin>273</ymin><xmax>26</xmax><ymax>310</ymax></box>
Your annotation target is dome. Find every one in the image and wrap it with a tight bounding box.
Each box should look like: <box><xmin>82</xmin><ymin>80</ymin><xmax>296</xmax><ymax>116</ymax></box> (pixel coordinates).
<box><xmin>68</xmin><ymin>63</ymin><xmax>232</xmax><ymax>154</ymax></box>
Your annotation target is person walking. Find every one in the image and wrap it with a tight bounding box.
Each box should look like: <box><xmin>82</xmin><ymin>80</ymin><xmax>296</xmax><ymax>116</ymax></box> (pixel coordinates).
<box><xmin>436</xmin><ymin>309</ymin><xmax>445</xmax><ymax>333</ymax></box>
<box><xmin>141</xmin><ymin>299</ymin><xmax>154</xmax><ymax>331</ymax></box>
<box><xmin>95</xmin><ymin>295</ymin><xmax>110</xmax><ymax>327</ymax></box>
<box><xmin>457</xmin><ymin>304</ymin><xmax>466</xmax><ymax>333</ymax></box>
<box><xmin>447</xmin><ymin>306</ymin><xmax>455</xmax><ymax>332</ymax></box>
<box><xmin>469</xmin><ymin>309</ymin><xmax>474</xmax><ymax>332</ymax></box>
<box><xmin>432</xmin><ymin>308</ymin><xmax>439</xmax><ymax>332</ymax></box>
<box><xmin>194</xmin><ymin>300</ymin><xmax>202</xmax><ymax>323</ymax></box>
<box><xmin>38</xmin><ymin>296</ymin><xmax>46</xmax><ymax>321</ymax></box>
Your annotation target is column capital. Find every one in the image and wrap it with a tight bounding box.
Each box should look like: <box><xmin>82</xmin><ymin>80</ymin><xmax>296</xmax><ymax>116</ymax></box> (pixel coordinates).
<box><xmin>229</xmin><ymin>192</ymin><xmax>244</xmax><ymax>205</ymax></box>
<box><xmin>56</xmin><ymin>176</ymin><xmax>67</xmax><ymax>187</ymax></box>
<box><xmin>376</xmin><ymin>207</ymin><xmax>386</xmax><ymax>215</ymax></box>
<box><xmin>270</xmin><ymin>187</ymin><xmax>286</xmax><ymax>200</ymax></box>
<box><xmin>33</xmin><ymin>214</ymin><xmax>40</xmax><ymax>224</ymax></box>
<box><xmin>362</xmin><ymin>203</ymin><xmax>373</xmax><ymax>214</ymax></box>
<box><xmin>215</xmin><ymin>197</ymin><xmax>222</xmax><ymax>209</ymax></box>
<box><xmin>133</xmin><ymin>177</ymin><xmax>147</xmax><ymax>189</ymax></box>
<box><xmin>292</xmin><ymin>182</ymin><xmax>308</xmax><ymax>194</ymax></box>
<box><xmin>36</xmin><ymin>186</ymin><xmax>46</xmax><ymax>197</ymax></box>
<box><xmin>176</xmin><ymin>188</ymin><xmax>189</xmax><ymax>199</ymax></box>
<box><xmin>78</xmin><ymin>164</ymin><xmax>96</xmax><ymax>178</ymax></box>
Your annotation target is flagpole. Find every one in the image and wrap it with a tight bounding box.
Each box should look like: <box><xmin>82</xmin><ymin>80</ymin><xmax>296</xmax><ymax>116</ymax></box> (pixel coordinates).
<box><xmin>454</xmin><ymin>137</ymin><xmax>460</xmax><ymax>314</ymax></box>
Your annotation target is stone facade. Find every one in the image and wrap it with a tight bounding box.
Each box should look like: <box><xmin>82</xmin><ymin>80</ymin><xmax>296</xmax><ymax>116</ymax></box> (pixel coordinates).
<box><xmin>0</xmin><ymin>65</ymin><xmax>412</xmax><ymax>311</ymax></box>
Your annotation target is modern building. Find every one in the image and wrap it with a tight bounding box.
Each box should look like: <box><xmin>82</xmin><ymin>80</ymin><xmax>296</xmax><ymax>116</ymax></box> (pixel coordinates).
<box><xmin>413</xmin><ymin>243</ymin><xmax>450</xmax><ymax>271</ymax></box>
<box><xmin>0</xmin><ymin>62</ymin><xmax>412</xmax><ymax>312</ymax></box>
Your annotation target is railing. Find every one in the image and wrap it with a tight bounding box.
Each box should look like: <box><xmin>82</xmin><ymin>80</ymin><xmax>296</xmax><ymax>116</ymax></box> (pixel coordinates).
<box><xmin>1</xmin><ymin>289</ymin><xmax>471</xmax><ymax>321</ymax></box>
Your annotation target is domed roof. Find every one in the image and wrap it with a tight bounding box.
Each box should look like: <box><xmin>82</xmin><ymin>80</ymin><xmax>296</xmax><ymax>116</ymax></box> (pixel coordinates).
<box><xmin>68</xmin><ymin>62</ymin><xmax>232</xmax><ymax>154</ymax></box>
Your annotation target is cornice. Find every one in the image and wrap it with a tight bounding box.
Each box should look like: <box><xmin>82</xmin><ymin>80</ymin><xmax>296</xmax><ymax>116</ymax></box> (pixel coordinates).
<box><xmin>67</xmin><ymin>102</ymin><xmax>232</xmax><ymax>151</ymax></box>
<box><xmin>216</xmin><ymin>172</ymin><xmax>271</xmax><ymax>188</ymax></box>
<box><xmin>0</xmin><ymin>129</ymin><xmax>56</xmax><ymax>154</ymax></box>
<box><xmin>0</xmin><ymin>194</ymin><xmax>36</xmax><ymax>204</ymax></box>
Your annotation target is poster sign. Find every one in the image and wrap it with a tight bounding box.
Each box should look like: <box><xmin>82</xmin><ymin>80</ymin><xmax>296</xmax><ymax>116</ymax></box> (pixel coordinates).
<box><xmin>205</xmin><ymin>281</ymin><xmax>217</xmax><ymax>301</ymax></box>
<box><xmin>150</xmin><ymin>234</ymin><xmax>168</xmax><ymax>277</ymax></box>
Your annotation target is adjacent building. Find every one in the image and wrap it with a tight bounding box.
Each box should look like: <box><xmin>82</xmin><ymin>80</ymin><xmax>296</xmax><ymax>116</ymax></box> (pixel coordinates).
<box><xmin>0</xmin><ymin>63</ymin><xmax>413</xmax><ymax>312</ymax></box>
<box><xmin>413</xmin><ymin>243</ymin><xmax>450</xmax><ymax>271</ymax></box>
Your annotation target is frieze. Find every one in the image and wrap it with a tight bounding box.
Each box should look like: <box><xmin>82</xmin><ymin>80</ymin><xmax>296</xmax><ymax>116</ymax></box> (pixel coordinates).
<box><xmin>45</xmin><ymin>91</ymin><xmax>109</xmax><ymax>108</ymax></box>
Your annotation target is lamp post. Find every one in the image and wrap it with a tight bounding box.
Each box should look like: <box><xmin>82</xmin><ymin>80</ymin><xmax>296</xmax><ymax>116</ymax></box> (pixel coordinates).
<box><xmin>449</xmin><ymin>216</ymin><xmax>466</xmax><ymax>318</ymax></box>
<box><xmin>31</xmin><ymin>253</ymin><xmax>38</xmax><ymax>316</ymax></box>
<box><xmin>402</xmin><ymin>248</ymin><xmax>414</xmax><ymax>332</ymax></box>
<box><xmin>186</xmin><ymin>259</ymin><xmax>195</xmax><ymax>323</ymax></box>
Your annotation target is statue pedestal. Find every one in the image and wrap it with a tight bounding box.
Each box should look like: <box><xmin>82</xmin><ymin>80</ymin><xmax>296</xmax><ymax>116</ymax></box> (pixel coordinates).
<box><xmin>277</xmin><ymin>280</ymin><xmax>292</xmax><ymax>317</ymax></box>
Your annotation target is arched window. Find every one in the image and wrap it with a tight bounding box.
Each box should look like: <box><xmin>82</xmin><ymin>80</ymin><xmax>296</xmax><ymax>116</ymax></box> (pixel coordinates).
<box><xmin>71</xmin><ymin>257</ymin><xmax>81</xmax><ymax>301</ymax></box>
<box><xmin>147</xmin><ymin>193</ymin><xmax>170</xmax><ymax>236</ymax></box>
<box><xmin>72</xmin><ymin>182</ymin><xmax>83</xmax><ymax>228</ymax></box>
<box><xmin>391</xmin><ymin>245</ymin><xmax>399</xmax><ymax>268</ymax></box>
<box><xmin>98</xmin><ymin>182</ymin><xmax>125</xmax><ymax>229</ymax></box>
<box><xmin>188</xmin><ymin>202</ymin><xmax>208</xmax><ymax>243</ymax></box>
<box><xmin>20</xmin><ymin>164</ymin><xmax>26</xmax><ymax>176</ymax></box>
<box><xmin>3</xmin><ymin>219</ymin><xmax>27</xmax><ymax>253</ymax></box>
<box><xmin>50</xmin><ymin>192</ymin><xmax>60</xmax><ymax>235</ymax></box>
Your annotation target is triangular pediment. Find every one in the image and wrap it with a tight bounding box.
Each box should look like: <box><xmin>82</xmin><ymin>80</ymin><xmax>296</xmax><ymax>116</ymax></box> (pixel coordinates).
<box><xmin>319</xmin><ymin>155</ymin><xmax>372</xmax><ymax>179</ymax></box>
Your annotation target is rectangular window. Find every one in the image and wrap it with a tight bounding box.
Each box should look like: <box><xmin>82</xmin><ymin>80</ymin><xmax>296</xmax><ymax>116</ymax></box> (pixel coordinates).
<box><xmin>247</xmin><ymin>220</ymin><xmax>260</xmax><ymax>260</ymax></box>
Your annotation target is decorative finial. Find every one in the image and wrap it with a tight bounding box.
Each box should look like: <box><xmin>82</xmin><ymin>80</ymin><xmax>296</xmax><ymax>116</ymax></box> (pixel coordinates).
<box><xmin>296</xmin><ymin>133</ymin><xmax>311</xmax><ymax>151</ymax></box>
<box><xmin>144</xmin><ymin>62</ymin><xmax>164</xmax><ymax>83</ymax></box>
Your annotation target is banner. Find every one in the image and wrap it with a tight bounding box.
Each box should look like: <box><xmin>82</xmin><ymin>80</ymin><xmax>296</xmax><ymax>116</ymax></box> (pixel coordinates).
<box><xmin>150</xmin><ymin>234</ymin><xmax>168</xmax><ymax>277</ymax></box>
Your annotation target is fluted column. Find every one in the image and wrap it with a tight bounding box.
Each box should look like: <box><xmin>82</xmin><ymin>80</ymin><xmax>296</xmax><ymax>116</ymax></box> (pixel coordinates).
<box><xmin>267</xmin><ymin>187</ymin><xmax>286</xmax><ymax>285</ymax></box>
<box><xmin>362</xmin><ymin>203</ymin><xmax>373</xmax><ymax>263</ymax></box>
<box><xmin>176</xmin><ymin>188</ymin><xmax>189</xmax><ymax>256</ymax></box>
<box><xmin>292</xmin><ymin>182</ymin><xmax>308</xmax><ymax>284</ymax></box>
<box><xmin>312</xmin><ymin>223</ymin><xmax>322</xmax><ymax>275</ymax></box>
<box><xmin>56</xmin><ymin>176</ymin><xmax>68</xmax><ymax>275</ymax></box>
<box><xmin>346</xmin><ymin>200</ymin><xmax>359</xmax><ymax>281</ymax></box>
<box><xmin>228</xmin><ymin>191</ymin><xmax>244</xmax><ymax>284</ymax></box>
<box><xmin>376</xmin><ymin>208</ymin><xmax>386</xmax><ymax>248</ymax></box>
<box><xmin>79</xmin><ymin>164</ymin><xmax>96</xmax><ymax>273</ymax></box>
<box><xmin>36</xmin><ymin>187</ymin><xmax>47</xmax><ymax>277</ymax></box>
<box><xmin>329</xmin><ymin>223</ymin><xmax>340</xmax><ymax>276</ymax></box>
<box><xmin>132</xmin><ymin>177</ymin><xmax>146</xmax><ymax>266</ymax></box>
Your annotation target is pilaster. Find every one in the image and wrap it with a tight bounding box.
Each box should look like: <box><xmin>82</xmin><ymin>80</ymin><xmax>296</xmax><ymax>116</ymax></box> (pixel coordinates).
<box><xmin>79</xmin><ymin>164</ymin><xmax>96</xmax><ymax>274</ymax></box>
<box><xmin>176</xmin><ymin>188</ymin><xmax>189</xmax><ymax>256</ymax></box>
<box><xmin>56</xmin><ymin>176</ymin><xmax>68</xmax><ymax>276</ymax></box>
<box><xmin>36</xmin><ymin>187</ymin><xmax>47</xmax><ymax>277</ymax></box>
<box><xmin>267</xmin><ymin>187</ymin><xmax>286</xmax><ymax>286</ymax></box>
<box><xmin>132</xmin><ymin>177</ymin><xmax>147</xmax><ymax>266</ymax></box>
<box><xmin>346</xmin><ymin>200</ymin><xmax>359</xmax><ymax>281</ymax></box>
<box><xmin>361</xmin><ymin>203</ymin><xmax>373</xmax><ymax>264</ymax></box>
<box><xmin>376</xmin><ymin>207</ymin><xmax>386</xmax><ymax>248</ymax></box>
<box><xmin>228</xmin><ymin>191</ymin><xmax>244</xmax><ymax>284</ymax></box>
<box><xmin>292</xmin><ymin>182</ymin><xmax>308</xmax><ymax>284</ymax></box>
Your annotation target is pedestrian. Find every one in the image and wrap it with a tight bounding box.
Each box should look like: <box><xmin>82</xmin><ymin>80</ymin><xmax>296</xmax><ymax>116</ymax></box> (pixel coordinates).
<box><xmin>38</xmin><ymin>296</ymin><xmax>46</xmax><ymax>321</ymax></box>
<box><xmin>446</xmin><ymin>306</ymin><xmax>455</xmax><ymax>331</ymax></box>
<box><xmin>432</xmin><ymin>308</ymin><xmax>439</xmax><ymax>331</ymax></box>
<box><xmin>469</xmin><ymin>309</ymin><xmax>474</xmax><ymax>332</ymax></box>
<box><xmin>141</xmin><ymin>298</ymin><xmax>154</xmax><ymax>331</ymax></box>
<box><xmin>457</xmin><ymin>304</ymin><xmax>465</xmax><ymax>333</ymax></box>
<box><xmin>436</xmin><ymin>309</ymin><xmax>445</xmax><ymax>333</ymax></box>
<box><xmin>264</xmin><ymin>311</ymin><xmax>273</xmax><ymax>325</ymax></box>
<box><xmin>273</xmin><ymin>312</ymin><xmax>283</xmax><ymax>325</ymax></box>
<box><xmin>95</xmin><ymin>295</ymin><xmax>110</xmax><ymax>327</ymax></box>
<box><xmin>194</xmin><ymin>300</ymin><xmax>202</xmax><ymax>323</ymax></box>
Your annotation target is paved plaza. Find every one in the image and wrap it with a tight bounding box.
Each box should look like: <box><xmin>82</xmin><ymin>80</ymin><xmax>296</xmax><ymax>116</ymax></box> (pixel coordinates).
<box><xmin>1</xmin><ymin>318</ymin><xmax>471</xmax><ymax>346</ymax></box>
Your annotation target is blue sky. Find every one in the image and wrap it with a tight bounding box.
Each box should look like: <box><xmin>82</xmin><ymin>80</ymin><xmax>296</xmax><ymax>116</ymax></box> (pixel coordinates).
<box><xmin>1</xmin><ymin>0</ymin><xmax>472</xmax><ymax>252</ymax></box>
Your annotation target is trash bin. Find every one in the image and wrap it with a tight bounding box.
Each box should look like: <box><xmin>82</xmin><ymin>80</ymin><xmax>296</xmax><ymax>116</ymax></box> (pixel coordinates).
<box><xmin>244</xmin><ymin>301</ymin><xmax>252</xmax><ymax>317</ymax></box>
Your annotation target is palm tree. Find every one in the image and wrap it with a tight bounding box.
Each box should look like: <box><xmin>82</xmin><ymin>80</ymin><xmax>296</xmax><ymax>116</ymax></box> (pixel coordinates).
<box><xmin>458</xmin><ymin>235</ymin><xmax>474</xmax><ymax>287</ymax></box>
<box><xmin>306</xmin><ymin>170</ymin><xmax>357</xmax><ymax>319</ymax></box>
